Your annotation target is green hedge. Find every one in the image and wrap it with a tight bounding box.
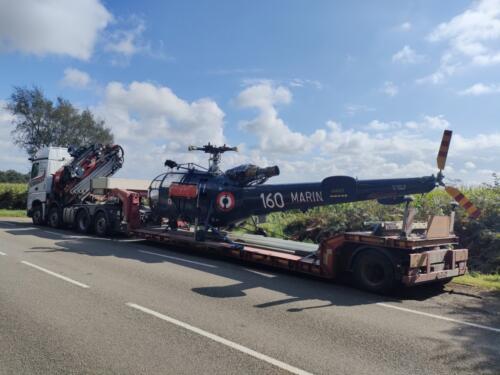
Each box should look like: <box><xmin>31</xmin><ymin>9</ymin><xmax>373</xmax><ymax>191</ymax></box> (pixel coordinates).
<box><xmin>0</xmin><ymin>183</ymin><xmax>28</xmax><ymax>210</ymax></box>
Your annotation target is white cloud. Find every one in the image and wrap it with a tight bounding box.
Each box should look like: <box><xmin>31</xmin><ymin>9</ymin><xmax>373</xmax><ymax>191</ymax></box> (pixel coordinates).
<box><xmin>399</xmin><ymin>22</ymin><xmax>412</xmax><ymax>31</ymax></box>
<box><xmin>1</xmin><ymin>81</ymin><xmax>498</xmax><ymax>186</ymax></box>
<box><xmin>345</xmin><ymin>104</ymin><xmax>376</xmax><ymax>116</ymax></box>
<box><xmin>366</xmin><ymin>120</ymin><xmax>398</xmax><ymax>131</ymax></box>
<box><xmin>405</xmin><ymin>115</ymin><xmax>450</xmax><ymax>130</ymax></box>
<box><xmin>280</xmin><ymin>121</ymin><xmax>499</xmax><ymax>184</ymax></box>
<box><xmin>367</xmin><ymin>115</ymin><xmax>449</xmax><ymax>132</ymax></box>
<box><xmin>429</xmin><ymin>0</ymin><xmax>500</xmax><ymax>66</ymax></box>
<box><xmin>95</xmin><ymin>81</ymin><xmax>225</xmax><ymax>177</ymax></box>
<box><xmin>236</xmin><ymin>82</ymin><xmax>318</xmax><ymax>154</ymax></box>
<box><xmin>61</xmin><ymin>68</ymin><xmax>91</xmax><ymax>88</ymax></box>
<box><xmin>420</xmin><ymin>0</ymin><xmax>500</xmax><ymax>84</ymax></box>
<box><xmin>458</xmin><ymin>82</ymin><xmax>500</xmax><ymax>95</ymax></box>
<box><xmin>0</xmin><ymin>101</ymin><xmax>30</xmax><ymax>172</ymax></box>
<box><xmin>0</xmin><ymin>0</ymin><xmax>111</xmax><ymax>60</ymax></box>
<box><xmin>416</xmin><ymin>51</ymin><xmax>461</xmax><ymax>84</ymax></box>
<box><xmin>105</xmin><ymin>17</ymin><xmax>147</xmax><ymax>58</ymax></box>
<box><xmin>288</xmin><ymin>78</ymin><xmax>323</xmax><ymax>89</ymax></box>
<box><xmin>232</xmin><ymin>85</ymin><xmax>497</xmax><ymax>184</ymax></box>
<box><xmin>392</xmin><ymin>45</ymin><xmax>426</xmax><ymax>64</ymax></box>
<box><xmin>381</xmin><ymin>81</ymin><xmax>399</xmax><ymax>96</ymax></box>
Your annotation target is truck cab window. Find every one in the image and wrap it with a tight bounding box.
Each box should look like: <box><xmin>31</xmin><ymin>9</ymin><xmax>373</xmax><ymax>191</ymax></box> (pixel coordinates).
<box><xmin>31</xmin><ymin>162</ymin><xmax>39</xmax><ymax>179</ymax></box>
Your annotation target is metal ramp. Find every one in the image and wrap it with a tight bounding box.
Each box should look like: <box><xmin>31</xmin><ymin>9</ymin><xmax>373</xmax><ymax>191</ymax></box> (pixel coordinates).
<box><xmin>226</xmin><ymin>232</ymin><xmax>318</xmax><ymax>256</ymax></box>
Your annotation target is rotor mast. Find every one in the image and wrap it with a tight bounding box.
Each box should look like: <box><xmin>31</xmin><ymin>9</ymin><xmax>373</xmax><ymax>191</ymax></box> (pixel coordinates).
<box><xmin>188</xmin><ymin>143</ymin><xmax>238</xmax><ymax>173</ymax></box>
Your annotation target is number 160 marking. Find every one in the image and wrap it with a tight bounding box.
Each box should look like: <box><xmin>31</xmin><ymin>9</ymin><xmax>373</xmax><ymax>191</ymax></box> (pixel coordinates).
<box><xmin>260</xmin><ymin>192</ymin><xmax>285</xmax><ymax>209</ymax></box>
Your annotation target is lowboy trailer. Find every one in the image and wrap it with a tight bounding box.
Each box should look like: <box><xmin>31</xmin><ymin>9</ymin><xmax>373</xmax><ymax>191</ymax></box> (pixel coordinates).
<box><xmin>128</xmin><ymin>217</ymin><xmax>467</xmax><ymax>293</ymax></box>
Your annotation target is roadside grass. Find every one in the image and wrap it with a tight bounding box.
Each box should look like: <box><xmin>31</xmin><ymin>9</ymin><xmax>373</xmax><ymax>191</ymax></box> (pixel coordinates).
<box><xmin>0</xmin><ymin>209</ymin><xmax>26</xmax><ymax>217</ymax></box>
<box><xmin>453</xmin><ymin>272</ymin><xmax>500</xmax><ymax>291</ymax></box>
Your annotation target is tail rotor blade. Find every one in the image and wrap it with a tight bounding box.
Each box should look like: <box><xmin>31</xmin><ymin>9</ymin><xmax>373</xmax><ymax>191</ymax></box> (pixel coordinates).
<box><xmin>445</xmin><ymin>186</ymin><xmax>481</xmax><ymax>219</ymax></box>
<box><xmin>437</xmin><ymin>130</ymin><xmax>452</xmax><ymax>171</ymax></box>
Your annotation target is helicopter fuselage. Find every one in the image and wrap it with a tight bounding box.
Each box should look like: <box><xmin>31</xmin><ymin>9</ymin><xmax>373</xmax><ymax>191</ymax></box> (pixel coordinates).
<box><xmin>148</xmin><ymin>168</ymin><xmax>437</xmax><ymax>228</ymax></box>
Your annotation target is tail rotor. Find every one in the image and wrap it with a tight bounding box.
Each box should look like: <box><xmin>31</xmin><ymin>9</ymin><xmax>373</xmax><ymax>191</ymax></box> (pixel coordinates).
<box><xmin>435</xmin><ymin>130</ymin><xmax>481</xmax><ymax>219</ymax></box>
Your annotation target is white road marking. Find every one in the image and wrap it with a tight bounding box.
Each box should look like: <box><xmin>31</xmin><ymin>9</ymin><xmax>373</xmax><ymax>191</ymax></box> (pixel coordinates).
<box><xmin>138</xmin><ymin>250</ymin><xmax>217</xmax><ymax>268</ymax></box>
<box><xmin>127</xmin><ymin>303</ymin><xmax>314</xmax><ymax>375</ymax></box>
<box><xmin>244</xmin><ymin>268</ymin><xmax>276</xmax><ymax>278</ymax></box>
<box><xmin>377</xmin><ymin>302</ymin><xmax>500</xmax><ymax>334</ymax></box>
<box><xmin>0</xmin><ymin>251</ymin><xmax>6</xmax><ymax>256</ymax></box>
<box><xmin>21</xmin><ymin>261</ymin><xmax>90</xmax><ymax>288</ymax></box>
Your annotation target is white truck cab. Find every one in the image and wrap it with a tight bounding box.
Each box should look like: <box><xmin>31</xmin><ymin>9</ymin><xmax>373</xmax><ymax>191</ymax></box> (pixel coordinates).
<box><xmin>27</xmin><ymin>147</ymin><xmax>71</xmax><ymax>220</ymax></box>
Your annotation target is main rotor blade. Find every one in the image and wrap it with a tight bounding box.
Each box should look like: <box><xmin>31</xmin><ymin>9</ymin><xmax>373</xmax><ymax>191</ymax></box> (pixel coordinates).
<box><xmin>445</xmin><ymin>186</ymin><xmax>481</xmax><ymax>219</ymax></box>
<box><xmin>437</xmin><ymin>130</ymin><xmax>453</xmax><ymax>171</ymax></box>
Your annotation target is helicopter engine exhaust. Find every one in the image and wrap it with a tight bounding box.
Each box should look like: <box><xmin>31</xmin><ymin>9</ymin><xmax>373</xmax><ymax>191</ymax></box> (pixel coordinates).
<box><xmin>225</xmin><ymin>164</ymin><xmax>280</xmax><ymax>185</ymax></box>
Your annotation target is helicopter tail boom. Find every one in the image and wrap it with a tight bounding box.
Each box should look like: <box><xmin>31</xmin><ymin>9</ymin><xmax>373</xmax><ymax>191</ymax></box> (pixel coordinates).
<box><xmin>239</xmin><ymin>174</ymin><xmax>437</xmax><ymax>217</ymax></box>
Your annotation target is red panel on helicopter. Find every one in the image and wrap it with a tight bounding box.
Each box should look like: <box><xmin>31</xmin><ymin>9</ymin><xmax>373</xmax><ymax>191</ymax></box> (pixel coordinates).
<box><xmin>169</xmin><ymin>183</ymin><xmax>198</xmax><ymax>199</ymax></box>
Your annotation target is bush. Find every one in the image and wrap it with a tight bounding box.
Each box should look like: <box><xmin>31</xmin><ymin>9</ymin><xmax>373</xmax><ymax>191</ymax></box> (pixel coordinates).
<box><xmin>0</xmin><ymin>183</ymin><xmax>28</xmax><ymax>210</ymax></box>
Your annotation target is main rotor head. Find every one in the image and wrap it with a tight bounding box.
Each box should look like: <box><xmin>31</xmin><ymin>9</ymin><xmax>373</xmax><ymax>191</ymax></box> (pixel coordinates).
<box><xmin>188</xmin><ymin>143</ymin><xmax>238</xmax><ymax>173</ymax></box>
<box><xmin>188</xmin><ymin>143</ymin><xmax>238</xmax><ymax>155</ymax></box>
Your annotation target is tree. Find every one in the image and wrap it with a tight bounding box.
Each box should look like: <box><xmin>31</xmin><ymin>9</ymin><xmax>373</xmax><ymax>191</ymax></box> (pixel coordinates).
<box><xmin>0</xmin><ymin>170</ymin><xmax>29</xmax><ymax>183</ymax></box>
<box><xmin>7</xmin><ymin>86</ymin><xmax>113</xmax><ymax>158</ymax></box>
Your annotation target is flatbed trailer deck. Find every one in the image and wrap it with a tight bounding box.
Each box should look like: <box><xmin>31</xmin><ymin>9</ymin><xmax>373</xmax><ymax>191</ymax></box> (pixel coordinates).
<box><xmin>130</xmin><ymin>225</ymin><xmax>468</xmax><ymax>292</ymax></box>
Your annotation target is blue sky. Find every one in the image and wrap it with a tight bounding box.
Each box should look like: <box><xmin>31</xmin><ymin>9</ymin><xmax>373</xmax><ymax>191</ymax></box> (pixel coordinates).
<box><xmin>0</xmin><ymin>0</ymin><xmax>499</xmax><ymax>184</ymax></box>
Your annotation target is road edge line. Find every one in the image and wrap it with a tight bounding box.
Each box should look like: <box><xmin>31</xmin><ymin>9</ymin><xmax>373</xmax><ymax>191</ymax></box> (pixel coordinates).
<box><xmin>377</xmin><ymin>302</ymin><xmax>500</xmax><ymax>333</ymax></box>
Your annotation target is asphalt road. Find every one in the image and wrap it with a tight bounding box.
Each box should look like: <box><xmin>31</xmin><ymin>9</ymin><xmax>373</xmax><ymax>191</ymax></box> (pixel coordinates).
<box><xmin>0</xmin><ymin>218</ymin><xmax>499</xmax><ymax>375</ymax></box>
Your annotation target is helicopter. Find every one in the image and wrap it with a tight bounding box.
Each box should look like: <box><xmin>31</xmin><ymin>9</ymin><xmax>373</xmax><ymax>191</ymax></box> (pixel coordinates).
<box><xmin>147</xmin><ymin>130</ymin><xmax>480</xmax><ymax>241</ymax></box>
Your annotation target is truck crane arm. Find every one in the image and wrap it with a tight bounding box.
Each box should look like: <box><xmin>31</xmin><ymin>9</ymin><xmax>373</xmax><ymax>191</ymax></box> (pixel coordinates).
<box><xmin>52</xmin><ymin>144</ymin><xmax>124</xmax><ymax>205</ymax></box>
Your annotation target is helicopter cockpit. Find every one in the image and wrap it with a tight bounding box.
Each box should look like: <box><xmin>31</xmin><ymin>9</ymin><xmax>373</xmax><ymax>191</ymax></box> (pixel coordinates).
<box><xmin>148</xmin><ymin>172</ymin><xmax>185</xmax><ymax>211</ymax></box>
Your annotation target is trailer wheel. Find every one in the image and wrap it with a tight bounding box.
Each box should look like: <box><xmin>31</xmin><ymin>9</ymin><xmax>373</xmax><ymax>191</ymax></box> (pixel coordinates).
<box><xmin>48</xmin><ymin>207</ymin><xmax>61</xmax><ymax>228</ymax></box>
<box><xmin>76</xmin><ymin>209</ymin><xmax>91</xmax><ymax>234</ymax></box>
<box><xmin>32</xmin><ymin>206</ymin><xmax>45</xmax><ymax>225</ymax></box>
<box><xmin>94</xmin><ymin>212</ymin><xmax>109</xmax><ymax>236</ymax></box>
<box><xmin>353</xmin><ymin>250</ymin><xmax>395</xmax><ymax>294</ymax></box>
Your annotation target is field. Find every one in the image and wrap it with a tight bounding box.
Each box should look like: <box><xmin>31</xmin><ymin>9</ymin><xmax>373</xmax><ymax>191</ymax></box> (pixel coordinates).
<box><xmin>453</xmin><ymin>272</ymin><xmax>500</xmax><ymax>291</ymax></box>
<box><xmin>0</xmin><ymin>209</ymin><xmax>26</xmax><ymax>217</ymax></box>
<box><xmin>0</xmin><ymin>183</ymin><xmax>27</xmax><ymax>210</ymax></box>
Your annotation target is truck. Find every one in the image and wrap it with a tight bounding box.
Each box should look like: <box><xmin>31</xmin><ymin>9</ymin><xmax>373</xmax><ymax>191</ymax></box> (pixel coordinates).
<box><xmin>26</xmin><ymin>144</ymin><xmax>468</xmax><ymax>293</ymax></box>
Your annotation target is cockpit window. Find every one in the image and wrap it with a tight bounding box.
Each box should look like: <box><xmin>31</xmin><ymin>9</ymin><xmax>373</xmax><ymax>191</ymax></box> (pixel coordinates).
<box><xmin>161</xmin><ymin>173</ymin><xmax>183</xmax><ymax>188</ymax></box>
<box><xmin>30</xmin><ymin>162</ymin><xmax>39</xmax><ymax>179</ymax></box>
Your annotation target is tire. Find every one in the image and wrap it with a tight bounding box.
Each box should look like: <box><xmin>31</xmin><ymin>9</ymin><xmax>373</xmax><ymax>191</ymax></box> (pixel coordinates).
<box><xmin>353</xmin><ymin>250</ymin><xmax>395</xmax><ymax>294</ymax></box>
<box><xmin>75</xmin><ymin>209</ymin><xmax>92</xmax><ymax>234</ymax></box>
<box><xmin>48</xmin><ymin>207</ymin><xmax>61</xmax><ymax>228</ymax></box>
<box><xmin>94</xmin><ymin>211</ymin><xmax>109</xmax><ymax>236</ymax></box>
<box><xmin>32</xmin><ymin>206</ymin><xmax>45</xmax><ymax>225</ymax></box>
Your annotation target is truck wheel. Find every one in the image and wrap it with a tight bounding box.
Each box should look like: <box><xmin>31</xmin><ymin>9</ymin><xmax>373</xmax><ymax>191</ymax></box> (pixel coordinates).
<box><xmin>94</xmin><ymin>212</ymin><xmax>109</xmax><ymax>236</ymax></box>
<box><xmin>48</xmin><ymin>207</ymin><xmax>61</xmax><ymax>228</ymax></box>
<box><xmin>32</xmin><ymin>206</ymin><xmax>45</xmax><ymax>225</ymax></box>
<box><xmin>354</xmin><ymin>250</ymin><xmax>395</xmax><ymax>294</ymax></box>
<box><xmin>76</xmin><ymin>210</ymin><xmax>91</xmax><ymax>234</ymax></box>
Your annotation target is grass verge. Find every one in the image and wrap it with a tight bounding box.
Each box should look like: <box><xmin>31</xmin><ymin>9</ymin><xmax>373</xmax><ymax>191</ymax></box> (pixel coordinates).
<box><xmin>0</xmin><ymin>209</ymin><xmax>26</xmax><ymax>217</ymax></box>
<box><xmin>453</xmin><ymin>272</ymin><xmax>500</xmax><ymax>291</ymax></box>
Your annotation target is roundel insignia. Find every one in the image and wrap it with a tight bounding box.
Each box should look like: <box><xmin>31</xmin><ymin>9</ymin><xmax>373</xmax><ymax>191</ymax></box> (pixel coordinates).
<box><xmin>216</xmin><ymin>192</ymin><xmax>235</xmax><ymax>212</ymax></box>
